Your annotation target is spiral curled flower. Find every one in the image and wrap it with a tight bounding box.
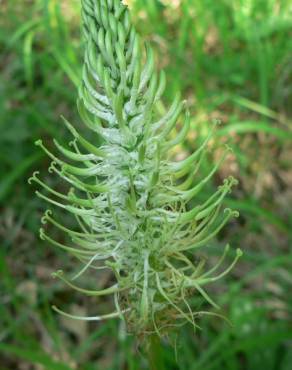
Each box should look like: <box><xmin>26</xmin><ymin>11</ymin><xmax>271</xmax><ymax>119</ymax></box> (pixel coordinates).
<box><xmin>31</xmin><ymin>0</ymin><xmax>242</xmax><ymax>338</ymax></box>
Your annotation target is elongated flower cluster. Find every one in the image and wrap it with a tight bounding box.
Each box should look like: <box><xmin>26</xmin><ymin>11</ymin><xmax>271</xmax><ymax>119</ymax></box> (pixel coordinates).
<box><xmin>31</xmin><ymin>0</ymin><xmax>242</xmax><ymax>337</ymax></box>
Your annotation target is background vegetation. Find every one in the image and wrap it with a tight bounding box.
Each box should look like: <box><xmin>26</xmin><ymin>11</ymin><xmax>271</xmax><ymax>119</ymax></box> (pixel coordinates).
<box><xmin>1</xmin><ymin>0</ymin><xmax>291</xmax><ymax>369</ymax></box>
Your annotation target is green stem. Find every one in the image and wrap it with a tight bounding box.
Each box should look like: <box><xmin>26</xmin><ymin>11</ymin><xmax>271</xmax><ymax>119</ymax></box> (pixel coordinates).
<box><xmin>147</xmin><ymin>334</ymin><xmax>165</xmax><ymax>370</ymax></box>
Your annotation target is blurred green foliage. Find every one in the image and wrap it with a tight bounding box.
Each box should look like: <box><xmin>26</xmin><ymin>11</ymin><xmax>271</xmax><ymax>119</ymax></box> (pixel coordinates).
<box><xmin>0</xmin><ymin>0</ymin><xmax>291</xmax><ymax>369</ymax></box>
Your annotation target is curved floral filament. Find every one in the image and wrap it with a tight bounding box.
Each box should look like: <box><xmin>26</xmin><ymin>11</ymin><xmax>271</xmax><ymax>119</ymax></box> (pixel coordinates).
<box><xmin>61</xmin><ymin>116</ymin><xmax>106</xmax><ymax>157</ymax></box>
<box><xmin>49</xmin><ymin>162</ymin><xmax>108</xmax><ymax>193</ymax></box>
<box><xmin>40</xmin><ymin>228</ymin><xmax>95</xmax><ymax>256</ymax></box>
<box><xmin>185</xmin><ymin>279</ymin><xmax>220</xmax><ymax>309</ymax></box>
<box><xmin>36</xmin><ymin>191</ymin><xmax>97</xmax><ymax>217</ymax></box>
<box><xmin>61</xmin><ymin>162</ymin><xmax>101</xmax><ymax>177</ymax></box>
<box><xmin>177</xmin><ymin>209</ymin><xmax>238</xmax><ymax>252</ymax></box>
<box><xmin>31</xmin><ymin>175</ymin><xmax>97</xmax><ymax>208</ymax></box>
<box><xmin>169</xmin><ymin>123</ymin><xmax>216</xmax><ymax>178</ymax></box>
<box><xmin>53</xmin><ymin>139</ymin><xmax>98</xmax><ymax>162</ymax></box>
<box><xmin>52</xmin><ymin>305</ymin><xmax>128</xmax><ymax>321</ymax></box>
<box><xmin>162</xmin><ymin>110</ymin><xmax>190</xmax><ymax>151</ymax></box>
<box><xmin>42</xmin><ymin>211</ymin><xmax>97</xmax><ymax>239</ymax></box>
<box><xmin>52</xmin><ymin>270</ymin><xmax>128</xmax><ymax>297</ymax></box>
<box><xmin>151</xmin><ymin>93</ymin><xmax>181</xmax><ymax>133</ymax></box>
<box><xmin>138</xmin><ymin>45</ymin><xmax>154</xmax><ymax>93</ymax></box>
<box><xmin>198</xmin><ymin>244</ymin><xmax>230</xmax><ymax>280</ymax></box>
<box><xmin>155</xmin><ymin>273</ymin><xmax>199</xmax><ymax>330</ymax></box>
<box><xmin>198</xmin><ymin>248</ymin><xmax>243</xmax><ymax>285</ymax></box>
<box><xmin>155</xmin><ymin>150</ymin><xmax>229</xmax><ymax>205</ymax></box>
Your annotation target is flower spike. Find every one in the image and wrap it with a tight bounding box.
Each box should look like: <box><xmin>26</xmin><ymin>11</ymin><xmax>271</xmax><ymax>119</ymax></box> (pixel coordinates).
<box><xmin>31</xmin><ymin>0</ymin><xmax>242</xmax><ymax>337</ymax></box>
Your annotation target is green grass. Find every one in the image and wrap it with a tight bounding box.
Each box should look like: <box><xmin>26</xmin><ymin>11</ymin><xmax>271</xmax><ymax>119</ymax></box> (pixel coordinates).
<box><xmin>1</xmin><ymin>0</ymin><xmax>291</xmax><ymax>369</ymax></box>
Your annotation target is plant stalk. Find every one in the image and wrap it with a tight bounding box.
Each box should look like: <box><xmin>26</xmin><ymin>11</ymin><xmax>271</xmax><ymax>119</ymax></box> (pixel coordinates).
<box><xmin>147</xmin><ymin>334</ymin><xmax>165</xmax><ymax>370</ymax></box>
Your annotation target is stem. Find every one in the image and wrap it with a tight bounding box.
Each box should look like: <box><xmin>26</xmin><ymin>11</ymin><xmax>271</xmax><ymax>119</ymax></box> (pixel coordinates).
<box><xmin>147</xmin><ymin>334</ymin><xmax>165</xmax><ymax>370</ymax></box>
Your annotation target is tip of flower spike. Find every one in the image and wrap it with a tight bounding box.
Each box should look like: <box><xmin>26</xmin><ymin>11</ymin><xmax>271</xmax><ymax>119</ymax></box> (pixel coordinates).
<box><xmin>236</xmin><ymin>248</ymin><xmax>243</xmax><ymax>257</ymax></box>
<box><xmin>39</xmin><ymin>228</ymin><xmax>46</xmax><ymax>240</ymax></box>
<box><xmin>48</xmin><ymin>161</ymin><xmax>57</xmax><ymax>174</ymax></box>
<box><xmin>51</xmin><ymin>305</ymin><xmax>58</xmax><ymax>313</ymax></box>
<box><xmin>28</xmin><ymin>171</ymin><xmax>40</xmax><ymax>185</ymax></box>
<box><xmin>41</xmin><ymin>210</ymin><xmax>52</xmax><ymax>225</ymax></box>
<box><xmin>69</xmin><ymin>140</ymin><xmax>76</xmax><ymax>147</ymax></box>
<box><xmin>223</xmin><ymin>208</ymin><xmax>240</xmax><ymax>219</ymax></box>
<box><xmin>232</xmin><ymin>210</ymin><xmax>240</xmax><ymax>218</ymax></box>
<box><xmin>60</xmin><ymin>115</ymin><xmax>78</xmax><ymax>137</ymax></box>
<box><xmin>213</xmin><ymin>118</ymin><xmax>222</xmax><ymax>126</ymax></box>
<box><xmin>225</xmin><ymin>176</ymin><xmax>239</xmax><ymax>187</ymax></box>
<box><xmin>35</xmin><ymin>190</ymin><xmax>42</xmax><ymax>199</ymax></box>
<box><xmin>52</xmin><ymin>270</ymin><xmax>63</xmax><ymax>279</ymax></box>
<box><xmin>61</xmin><ymin>164</ymin><xmax>68</xmax><ymax>172</ymax></box>
<box><xmin>35</xmin><ymin>139</ymin><xmax>42</xmax><ymax>146</ymax></box>
<box><xmin>224</xmin><ymin>144</ymin><xmax>233</xmax><ymax>153</ymax></box>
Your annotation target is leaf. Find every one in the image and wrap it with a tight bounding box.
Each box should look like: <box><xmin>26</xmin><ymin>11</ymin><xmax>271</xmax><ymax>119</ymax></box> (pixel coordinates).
<box><xmin>0</xmin><ymin>343</ymin><xmax>72</xmax><ymax>370</ymax></box>
<box><xmin>216</xmin><ymin>121</ymin><xmax>292</xmax><ymax>141</ymax></box>
<box><xmin>198</xmin><ymin>330</ymin><xmax>292</xmax><ymax>370</ymax></box>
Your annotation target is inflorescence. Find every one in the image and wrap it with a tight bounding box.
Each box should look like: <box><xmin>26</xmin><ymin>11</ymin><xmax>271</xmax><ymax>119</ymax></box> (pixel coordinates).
<box><xmin>30</xmin><ymin>0</ymin><xmax>242</xmax><ymax>338</ymax></box>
